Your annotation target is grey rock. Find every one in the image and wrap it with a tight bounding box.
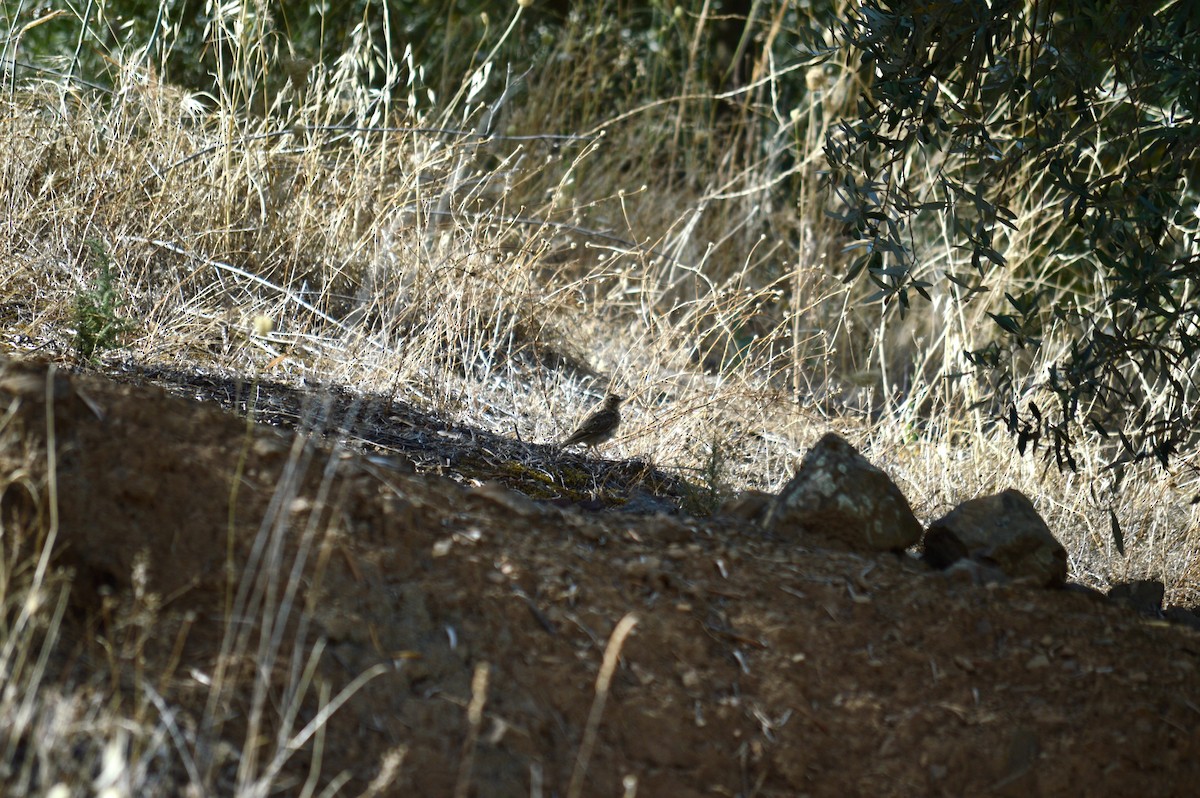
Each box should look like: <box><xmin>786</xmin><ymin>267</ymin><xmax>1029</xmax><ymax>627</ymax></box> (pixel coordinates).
<box><xmin>764</xmin><ymin>432</ymin><xmax>922</xmax><ymax>552</ymax></box>
<box><xmin>619</xmin><ymin>489</ymin><xmax>680</xmax><ymax>515</ymax></box>
<box><xmin>923</xmin><ymin>489</ymin><xmax>1067</xmax><ymax>587</ymax></box>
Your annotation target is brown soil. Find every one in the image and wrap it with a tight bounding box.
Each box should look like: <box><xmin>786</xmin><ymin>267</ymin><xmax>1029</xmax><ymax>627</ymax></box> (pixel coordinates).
<box><xmin>3</xmin><ymin>356</ymin><xmax>1199</xmax><ymax>797</ymax></box>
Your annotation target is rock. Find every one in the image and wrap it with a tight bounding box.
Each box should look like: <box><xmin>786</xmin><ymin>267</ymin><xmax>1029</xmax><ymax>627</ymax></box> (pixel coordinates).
<box><xmin>922</xmin><ymin>489</ymin><xmax>1067</xmax><ymax>587</ymax></box>
<box><xmin>638</xmin><ymin>514</ymin><xmax>693</xmax><ymax>544</ymax></box>
<box><xmin>940</xmin><ymin>557</ymin><xmax>1008</xmax><ymax>587</ymax></box>
<box><xmin>1108</xmin><ymin>580</ymin><xmax>1165</xmax><ymax>614</ymax></box>
<box><xmin>763</xmin><ymin>432</ymin><xmax>922</xmax><ymax>552</ymax></box>
<box><xmin>717</xmin><ymin>489</ymin><xmax>773</xmax><ymax>522</ymax></box>
<box><xmin>470</xmin><ymin>481</ymin><xmax>541</xmax><ymax>517</ymax></box>
<box><xmin>620</xmin><ymin>489</ymin><xmax>680</xmax><ymax>515</ymax></box>
<box><xmin>1164</xmin><ymin>606</ymin><xmax>1200</xmax><ymax>631</ymax></box>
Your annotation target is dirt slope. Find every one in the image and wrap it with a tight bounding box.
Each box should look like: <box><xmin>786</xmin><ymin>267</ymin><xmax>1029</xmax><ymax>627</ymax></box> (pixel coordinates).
<box><xmin>2</xmin><ymin>356</ymin><xmax>1198</xmax><ymax>796</ymax></box>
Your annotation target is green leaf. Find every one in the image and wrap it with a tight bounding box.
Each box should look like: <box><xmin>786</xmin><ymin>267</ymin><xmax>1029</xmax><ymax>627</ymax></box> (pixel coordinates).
<box><xmin>1109</xmin><ymin>509</ymin><xmax>1125</xmax><ymax>556</ymax></box>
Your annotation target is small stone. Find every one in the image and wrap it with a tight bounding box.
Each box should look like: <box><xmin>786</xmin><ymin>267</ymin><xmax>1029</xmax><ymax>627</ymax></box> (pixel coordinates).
<box><xmin>1108</xmin><ymin>579</ymin><xmax>1165</xmax><ymax>614</ymax></box>
<box><xmin>717</xmin><ymin>490</ymin><xmax>773</xmax><ymax>522</ymax></box>
<box><xmin>665</xmin><ymin>544</ymin><xmax>690</xmax><ymax>560</ymax></box>
<box><xmin>620</xmin><ymin>489</ymin><xmax>680</xmax><ymax>515</ymax></box>
<box><xmin>1164</xmin><ymin>607</ymin><xmax>1200</xmax><ymax>631</ymax></box>
<box><xmin>471</xmin><ymin>481</ymin><xmax>540</xmax><ymax>517</ymax></box>
<box><xmin>940</xmin><ymin>558</ymin><xmax>1008</xmax><ymax>586</ymax></box>
<box><xmin>625</xmin><ymin>556</ymin><xmax>663</xmax><ymax>579</ymax></box>
<box><xmin>252</xmin><ymin>432</ymin><xmax>291</xmax><ymax>458</ymax></box>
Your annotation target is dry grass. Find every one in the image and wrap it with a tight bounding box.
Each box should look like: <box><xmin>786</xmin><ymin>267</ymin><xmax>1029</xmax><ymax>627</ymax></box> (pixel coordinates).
<box><xmin>3</xmin><ymin>1</ymin><xmax>1200</xmax><ymax>794</ymax></box>
<box><xmin>2</xmin><ymin>1</ymin><xmax>1196</xmax><ymax>588</ymax></box>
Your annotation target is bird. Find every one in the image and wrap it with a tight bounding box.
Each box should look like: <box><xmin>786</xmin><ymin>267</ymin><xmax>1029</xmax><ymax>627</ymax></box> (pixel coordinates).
<box><xmin>559</xmin><ymin>393</ymin><xmax>622</xmax><ymax>450</ymax></box>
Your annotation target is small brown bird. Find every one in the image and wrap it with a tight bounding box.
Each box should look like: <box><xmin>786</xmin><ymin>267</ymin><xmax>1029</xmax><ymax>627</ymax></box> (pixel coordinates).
<box><xmin>559</xmin><ymin>393</ymin><xmax>622</xmax><ymax>449</ymax></box>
